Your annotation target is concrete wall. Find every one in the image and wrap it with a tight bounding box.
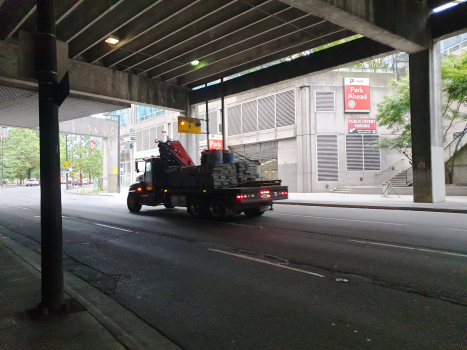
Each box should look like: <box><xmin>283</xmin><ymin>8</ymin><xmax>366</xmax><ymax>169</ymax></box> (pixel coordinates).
<box><xmin>103</xmin><ymin>137</ymin><xmax>118</xmax><ymax>193</ymax></box>
<box><xmin>277</xmin><ymin>138</ymin><xmax>298</xmax><ymax>192</ymax></box>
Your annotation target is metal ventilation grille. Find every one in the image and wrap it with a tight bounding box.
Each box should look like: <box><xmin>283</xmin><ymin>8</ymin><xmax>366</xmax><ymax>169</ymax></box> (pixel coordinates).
<box><xmin>157</xmin><ymin>125</ymin><xmax>165</xmax><ymax>141</ymax></box>
<box><xmin>346</xmin><ymin>135</ymin><xmax>363</xmax><ymax>171</ymax></box>
<box><xmin>172</xmin><ymin>121</ymin><xmax>180</xmax><ymax>141</ymax></box>
<box><xmin>242</xmin><ymin>100</ymin><xmax>257</xmax><ymax>134</ymax></box>
<box><xmin>317</xmin><ymin>134</ymin><xmax>339</xmax><ymax>182</ymax></box>
<box><xmin>209</xmin><ymin>111</ymin><xmax>218</xmax><ymax>134</ymax></box>
<box><xmin>228</xmin><ymin>105</ymin><xmax>241</xmax><ymax>136</ymax></box>
<box><xmin>230</xmin><ymin>141</ymin><xmax>277</xmax><ymax>162</ymax></box>
<box><xmin>149</xmin><ymin>127</ymin><xmax>158</xmax><ymax>149</ymax></box>
<box><xmin>136</xmin><ymin>130</ymin><xmax>143</xmax><ymax>152</ymax></box>
<box><xmin>276</xmin><ymin>90</ymin><xmax>295</xmax><ymax>127</ymax></box>
<box><xmin>363</xmin><ymin>135</ymin><xmax>381</xmax><ymax>171</ymax></box>
<box><xmin>142</xmin><ymin>129</ymin><xmax>150</xmax><ymax>151</ymax></box>
<box><xmin>258</xmin><ymin>95</ymin><xmax>275</xmax><ymax>131</ymax></box>
<box><xmin>315</xmin><ymin>91</ymin><xmax>335</xmax><ymax>112</ymax></box>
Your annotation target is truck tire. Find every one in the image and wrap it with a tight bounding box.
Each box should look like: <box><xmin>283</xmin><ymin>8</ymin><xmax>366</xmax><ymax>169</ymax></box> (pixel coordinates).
<box><xmin>209</xmin><ymin>201</ymin><xmax>226</xmax><ymax>219</ymax></box>
<box><xmin>127</xmin><ymin>193</ymin><xmax>142</xmax><ymax>213</ymax></box>
<box><xmin>244</xmin><ymin>208</ymin><xmax>264</xmax><ymax>217</ymax></box>
<box><xmin>189</xmin><ymin>199</ymin><xmax>206</xmax><ymax>218</ymax></box>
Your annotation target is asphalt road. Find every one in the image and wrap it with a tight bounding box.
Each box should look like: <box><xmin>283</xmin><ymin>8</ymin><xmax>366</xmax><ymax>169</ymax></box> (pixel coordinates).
<box><xmin>0</xmin><ymin>186</ymin><xmax>466</xmax><ymax>349</ymax></box>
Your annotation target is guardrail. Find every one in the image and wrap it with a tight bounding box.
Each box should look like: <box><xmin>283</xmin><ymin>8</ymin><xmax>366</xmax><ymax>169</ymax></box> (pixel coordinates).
<box><xmin>375</xmin><ymin>159</ymin><xmax>406</xmax><ymax>177</ymax></box>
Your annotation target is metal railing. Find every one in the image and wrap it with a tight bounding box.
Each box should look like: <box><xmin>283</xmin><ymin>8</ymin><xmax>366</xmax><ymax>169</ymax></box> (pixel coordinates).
<box><xmin>444</xmin><ymin>127</ymin><xmax>467</xmax><ymax>161</ymax></box>
<box><xmin>375</xmin><ymin>159</ymin><xmax>406</xmax><ymax>176</ymax></box>
<box><xmin>404</xmin><ymin>167</ymin><xmax>413</xmax><ymax>186</ymax></box>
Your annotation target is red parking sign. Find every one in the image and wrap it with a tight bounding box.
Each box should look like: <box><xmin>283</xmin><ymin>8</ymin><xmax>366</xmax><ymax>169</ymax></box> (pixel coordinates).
<box><xmin>344</xmin><ymin>78</ymin><xmax>370</xmax><ymax>113</ymax></box>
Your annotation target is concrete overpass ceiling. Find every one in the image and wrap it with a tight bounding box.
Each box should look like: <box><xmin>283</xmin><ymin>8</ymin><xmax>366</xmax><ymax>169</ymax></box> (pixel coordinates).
<box><xmin>0</xmin><ymin>0</ymin><xmax>358</xmax><ymax>90</ymax></box>
<box><xmin>0</xmin><ymin>85</ymin><xmax>129</xmax><ymax>129</ymax></box>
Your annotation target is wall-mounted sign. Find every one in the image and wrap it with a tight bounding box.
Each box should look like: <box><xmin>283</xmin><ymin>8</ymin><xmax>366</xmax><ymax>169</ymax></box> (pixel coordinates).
<box><xmin>348</xmin><ymin>118</ymin><xmax>377</xmax><ymax>134</ymax></box>
<box><xmin>344</xmin><ymin>78</ymin><xmax>370</xmax><ymax>113</ymax></box>
<box><xmin>209</xmin><ymin>134</ymin><xmax>223</xmax><ymax>151</ymax></box>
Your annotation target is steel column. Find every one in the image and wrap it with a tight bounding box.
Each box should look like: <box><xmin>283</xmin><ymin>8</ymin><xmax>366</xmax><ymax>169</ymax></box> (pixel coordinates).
<box><xmin>37</xmin><ymin>0</ymin><xmax>64</xmax><ymax>311</ymax></box>
<box><xmin>221</xmin><ymin>78</ymin><xmax>226</xmax><ymax>150</ymax></box>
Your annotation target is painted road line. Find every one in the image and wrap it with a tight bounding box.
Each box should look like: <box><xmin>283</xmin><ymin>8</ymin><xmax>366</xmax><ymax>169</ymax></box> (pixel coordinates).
<box><xmin>349</xmin><ymin>239</ymin><xmax>467</xmax><ymax>258</ymax></box>
<box><xmin>273</xmin><ymin>213</ymin><xmax>405</xmax><ymax>226</ymax></box>
<box><xmin>94</xmin><ymin>223</ymin><xmax>133</xmax><ymax>232</ymax></box>
<box><xmin>209</xmin><ymin>248</ymin><xmax>325</xmax><ymax>278</ymax></box>
<box><xmin>16</xmin><ymin>207</ymin><xmax>30</xmax><ymax>210</ymax></box>
<box><xmin>445</xmin><ymin>228</ymin><xmax>467</xmax><ymax>232</ymax></box>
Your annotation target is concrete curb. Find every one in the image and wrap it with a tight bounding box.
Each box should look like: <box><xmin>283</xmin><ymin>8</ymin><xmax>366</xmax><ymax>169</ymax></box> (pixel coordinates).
<box><xmin>0</xmin><ymin>232</ymin><xmax>181</xmax><ymax>350</ymax></box>
<box><xmin>279</xmin><ymin>201</ymin><xmax>467</xmax><ymax>214</ymax></box>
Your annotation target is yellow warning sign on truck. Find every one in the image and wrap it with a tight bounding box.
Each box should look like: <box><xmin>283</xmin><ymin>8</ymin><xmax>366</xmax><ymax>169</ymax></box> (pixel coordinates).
<box><xmin>178</xmin><ymin>116</ymin><xmax>202</xmax><ymax>134</ymax></box>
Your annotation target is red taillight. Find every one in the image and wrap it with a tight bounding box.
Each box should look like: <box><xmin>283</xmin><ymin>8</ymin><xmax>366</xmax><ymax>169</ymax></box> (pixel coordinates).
<box><xmin>260</xmin><ymin>190</ymin><xmax>270</xmax><ymax>195</ymax></box>
<box><xmin>281</xmin><ymin>191</ymin><xmax>288</xmax><ymax>195</ymax></box>
<box><xmin>236</xmin><ymin>194</ymin><xmax>248</xmax><ymax>200</ymax></box>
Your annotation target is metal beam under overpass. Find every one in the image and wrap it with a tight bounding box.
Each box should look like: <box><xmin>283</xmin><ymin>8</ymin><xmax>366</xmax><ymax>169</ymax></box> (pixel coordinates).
<box><xmin>190</xmin><ymin>37</ymin><xmax>395</xmax><ymax>105</ymax></box>
<box><xmin>431</xmin><ymin>1</ymin><xmax>467</xmax><ymax>41</ymax></box>
<box><xmin>277</xmin><ymin>0</ymin><xmax>430</xmax><ymax>53</ymax></box>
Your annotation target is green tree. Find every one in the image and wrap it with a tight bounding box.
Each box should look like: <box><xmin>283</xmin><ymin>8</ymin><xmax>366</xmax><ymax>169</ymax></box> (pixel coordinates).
<box><xmin>375</xmin><ymin>51</ymin><xmax>467</xmax><ymax>166</ymax></box>
<box><xmin>62</xmin><ymin>135</ymin><xmax>103</xmax><ymax>184</ymax></box>
<box><xmin>2</xmin><ymin>128</ymin><xmax>40</xmax><ymax>182</ymax></box>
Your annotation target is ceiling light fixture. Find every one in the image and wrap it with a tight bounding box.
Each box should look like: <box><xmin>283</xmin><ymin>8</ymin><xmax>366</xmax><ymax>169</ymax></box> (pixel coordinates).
<box><xmin>105</xmin><ymin>35</ymin><xmax>120</xmax><ymax>45</ymax></box>
<box><xmin>191</xmin><ymin>60</ymin><xmax>200</xmax><ymax>66</ymax></box>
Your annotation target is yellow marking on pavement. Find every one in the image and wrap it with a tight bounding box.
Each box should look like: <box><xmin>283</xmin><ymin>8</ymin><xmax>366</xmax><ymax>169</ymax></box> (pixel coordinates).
<box><xmin>209</xmin><ymin>248</ymin><xmax>325</xmax><ymax>278</ymax></box>
<box><xmin>349</xmin><ymin>239</ymin><xmax>467</xmax><ymax>258</ymax></box>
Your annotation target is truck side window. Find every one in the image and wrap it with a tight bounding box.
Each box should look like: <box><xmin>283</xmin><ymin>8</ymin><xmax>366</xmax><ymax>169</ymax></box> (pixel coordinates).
<box><xmin>145</xmin><ymin>162</ymin><xmax>152</xmax><ymax>172</ymax></box>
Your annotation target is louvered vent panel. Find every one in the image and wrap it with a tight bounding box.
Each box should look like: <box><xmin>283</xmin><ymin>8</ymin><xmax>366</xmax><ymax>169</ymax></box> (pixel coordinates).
<box><xmin>208</xmin><ymin>111</ymin><xmax>218</xmax><ymax>134</ymax></box>
<box><xmin>136</xmin><ymin>131</ymin><xmax>143</xmax><ymax>152</ymax></box>
<box><xmin>317</xmin><ymin>135</ymin><xmax>339</xmax><ymax>182</ymax></box>
<box><xmin>149</xmin><ymin>127</ymin><xmax>157</xmax><ymax>149</ymax></box>
<box><xmin>315</xmin><ymin>91</ymin><xmax>335</xmax><ymax>112</ymax></box>
<box><xmin>142</xmin><ymin>129</ymin><xmax>150</xmax><ymax>151</ymax></box>
<box><xmin>242</xmin><ymin>100</ymin><xmax>257</xmax><ymax>134</ymax></box>
<box><xmin>172</xmin><ymin>122</ymin><xmax>180</xmax><ymax>141</ymax></box>
<box><xmin>258</xmin><ymin>95</ymin><xmax>275</xmax><ymax>131</ymax></box>
<box><xmin>346</xmin><ymin>135</ymin><xmax>363</xmax><ymax>171</ymax></box>
<box><xmin>276</xmin><ymin>90</ymin><xmax>295</xmax><ymax>127</ymax></box>
<box><xmin>228</xmin><ymin>105</ymin><xmax>241</xmax><ymax>136</ymax></box>
<box><xmin>363</xmin><ymin>135</ymin><xmax>381</xmax><ymax>171</ymax></box>
<box><xmin>157</xmin><ymin>125</ymin><xmax>165</xmax><ymax>141</ymax></box>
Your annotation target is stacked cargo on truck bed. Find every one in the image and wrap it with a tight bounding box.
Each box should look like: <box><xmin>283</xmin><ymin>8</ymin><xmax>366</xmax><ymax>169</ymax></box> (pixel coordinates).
<box><xmin>167</xmin><ymin>161</ymin><xmax>262</xmax><ymax>189</ymax></box>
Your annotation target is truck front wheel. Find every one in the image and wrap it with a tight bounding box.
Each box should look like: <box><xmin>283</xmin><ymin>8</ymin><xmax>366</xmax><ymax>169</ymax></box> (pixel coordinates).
<box><xmin>244</xmin><ymin>208</ymin><xmax>264</xmax><ymax>217</ymax></box>
<box><xmin>127</xmin><ymin>193</ymin><xmax>142</xmax><ymax>213</ymax></box>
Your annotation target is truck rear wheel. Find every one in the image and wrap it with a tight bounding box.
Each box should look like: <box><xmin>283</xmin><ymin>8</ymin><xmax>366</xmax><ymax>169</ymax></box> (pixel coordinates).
<box><xmin>127</xmin><ymin>193</ymin><xmax>142</xmax><ymax>213</ymax></box>
<box><xmin>209</xmin><ymin>201</ymin><xmax>226</xmax><ymax>219</ymax></box>
<box><xmin>244</xmin><ymin>208</ymin><xmax>264</xmax><ymax>217</ymax></box>
<box><xmin>189</xmin><ymin>199</ymin><xmax>206</xmax><ymax>218</ymax></box>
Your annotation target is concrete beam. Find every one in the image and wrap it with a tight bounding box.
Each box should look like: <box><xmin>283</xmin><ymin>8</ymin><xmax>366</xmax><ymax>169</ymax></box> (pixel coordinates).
<box><xmin>0</xmin><ymin>33</ymin><xmax>189</xmax><ymax>112</ymax></box>
<box><xmin>59</xmin><ymin>116</ymin><xmax>118</xmax><ymax>138</ymax></box>
<box><xmin>190</xmin><ymin>37</ymin><xmax>395</xmax><ymax>105</ymax></box>
<box><xmin>277</xmin><ymin>0</ymin><xmax>430</xmax><ymax>53</ymax></box>
<box><xmin>431</xmin><ymin>1</ymin><xmax>467</xmax><ymax>41</ymax></box>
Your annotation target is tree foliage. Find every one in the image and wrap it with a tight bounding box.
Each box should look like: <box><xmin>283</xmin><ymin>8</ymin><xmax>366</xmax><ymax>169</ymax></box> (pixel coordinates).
<box><xmin>60</xmin><ymin>134</ymin><xmax>103</xmax><ymax>180</ymax></box>
<box><xmin>2</xmin><ymin>128</ymin><xmax>40</xmax><ymax>181</ymax></box>
<box><xmin>375</xmin><ymin>50</ymin><xmax>467</xmax><ymax>162</ymax></box>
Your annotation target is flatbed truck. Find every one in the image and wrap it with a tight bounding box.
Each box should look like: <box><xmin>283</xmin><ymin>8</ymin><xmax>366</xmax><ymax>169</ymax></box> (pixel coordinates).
<box><xmin>127</xmin><ymin>140</ymin><xmax>288</xmax><ymax>219</ymax></box>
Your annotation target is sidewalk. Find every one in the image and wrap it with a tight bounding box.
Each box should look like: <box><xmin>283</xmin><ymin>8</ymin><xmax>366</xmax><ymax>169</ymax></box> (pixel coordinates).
<box><xmin>0</xmin><ymin>229</ymin><xmax>181</xmax><ymax>350</ymax></box>
<box><xmin>281</xmin><ymin>192</ymin><xmax>467</xmax><ymax>214</ymax></box>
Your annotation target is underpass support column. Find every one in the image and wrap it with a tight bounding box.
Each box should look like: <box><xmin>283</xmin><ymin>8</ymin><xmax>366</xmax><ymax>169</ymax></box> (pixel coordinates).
<box><xmin>296</xmin><ymin>86</ymin><xmax>312</xmax><ymax>193</ymax></box>
<box><xmin>37</xmin><ymin>0</ymin><xmax>64</xmax><ymax>310</ymax></box>
<box><xmin>409</xmin><ymin>41</ymin><xmax>445</xmax><ymax>202</ymax></box>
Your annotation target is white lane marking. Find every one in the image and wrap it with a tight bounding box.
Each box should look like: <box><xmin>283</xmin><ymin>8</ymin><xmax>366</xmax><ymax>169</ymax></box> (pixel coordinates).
<box><xmin>226</xmin><ymin>223</ymin><xmax>256</xmax><ymax>227</ymax></box>
<box><xmin>445</xmin><ymin>228</ymin><xmax>467</xmax><ymax>232</ymax></box>
<box><xmin>94</xmin><ymin>223</ymin><xmax>132</xmax><ymax>232</ymax></box>
<box><xmin>349</xmin><ymin>239</ymin><xmax>467</xmax><ymax>258</ymax></box>
<box><xmin>273</xmin><ymin>213</ymin><xmax>405</xmax><ymax>226</ymax></box>
<box><xmin>209</xmin><ymin>248</ymin><xmax>325</xmax><ymax>278</ymax></box>
<box><xmin>16</xmin><ymin>207</ymin><xmax>30</xmax><ymax>210</ymax></box>
<box><xmin>114</xmin><ymin>209</ymin><xmax>128</xmax><ymax>212</ymax></box>
<box><xmin>33</xmin><ymin>215</ymin><xmax>67</xmax><ymax>218</ymax></box>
